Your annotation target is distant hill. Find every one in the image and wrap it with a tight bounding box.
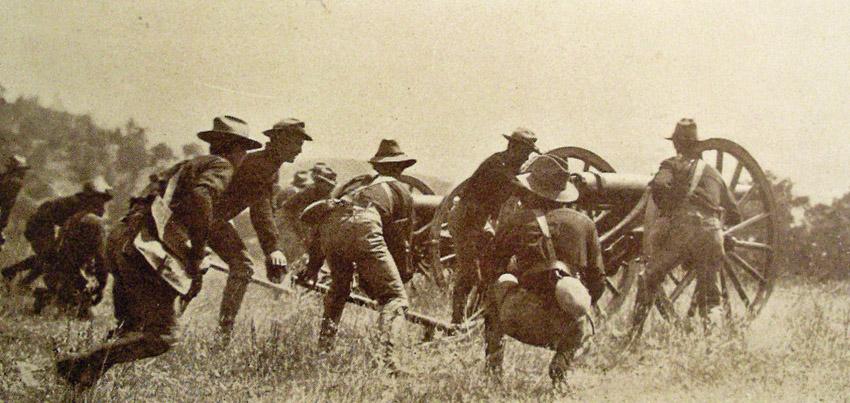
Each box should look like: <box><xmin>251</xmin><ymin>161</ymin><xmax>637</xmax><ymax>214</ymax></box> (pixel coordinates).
<box><xmin>278</xmin><ymin>157</ymin><xmax>456</xmax><ymax>195</ymax></box>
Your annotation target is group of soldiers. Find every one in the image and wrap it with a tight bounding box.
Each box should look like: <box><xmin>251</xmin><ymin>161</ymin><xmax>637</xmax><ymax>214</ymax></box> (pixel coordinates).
<box><xmin>0</xmin><ymin>116</ymin><xmax>740</xmax><ymax>390</ymax></box>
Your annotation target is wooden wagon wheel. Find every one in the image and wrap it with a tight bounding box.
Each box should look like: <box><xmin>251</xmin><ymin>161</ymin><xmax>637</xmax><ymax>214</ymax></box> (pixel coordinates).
<box><xmin>643</xmin><ymin>138</ymin><xmax>778</xmax><ymax>325</ymax></box>
<box><xmin>424</xmin><ymin>147</ymin><xmax>630</xmax><ymax>324</ymax></box>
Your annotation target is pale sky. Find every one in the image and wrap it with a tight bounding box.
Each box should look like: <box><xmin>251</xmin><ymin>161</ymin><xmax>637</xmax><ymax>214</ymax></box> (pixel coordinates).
<box><xmin>1</xmin><ymin>1</ymin><xmax>847</xmax><ymax>203</ymax></box>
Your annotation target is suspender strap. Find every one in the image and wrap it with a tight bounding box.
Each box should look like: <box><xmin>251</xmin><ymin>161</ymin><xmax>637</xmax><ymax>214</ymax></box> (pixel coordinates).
<box><xmin>533</xmin><ymin>209</ymin><xmax>558</xmax><ymax>260</ymax></box>
<box><xmin>687</xmin><ymin>159</ymin><xmax>706</xmax><ymax>198</ymax></box>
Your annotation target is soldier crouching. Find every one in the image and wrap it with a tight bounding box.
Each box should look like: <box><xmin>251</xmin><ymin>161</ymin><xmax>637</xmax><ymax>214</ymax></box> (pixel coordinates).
<box><xmin>33</xmin><ymin>210</ymin><xmax>109</xmax><ymax>319</ymax></box>
<box><xmin>484</xmin><ymin>155</ymin><xmax>605</xmax><ymax>388</ymax></box>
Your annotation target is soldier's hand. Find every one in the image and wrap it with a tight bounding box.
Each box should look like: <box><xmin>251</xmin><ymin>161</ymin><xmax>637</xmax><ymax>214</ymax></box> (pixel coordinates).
<box><xmin>267</xmin><ymin>250</ymin><xmax>287</xmax><ymax>268</ymax></box>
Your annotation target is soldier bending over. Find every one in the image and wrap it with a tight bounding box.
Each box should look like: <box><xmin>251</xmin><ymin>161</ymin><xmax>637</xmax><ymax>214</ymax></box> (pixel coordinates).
<box><xmin>303</xmin><ymin>139</ymin><xmax>416</xmax><ymax>376</ymax></box>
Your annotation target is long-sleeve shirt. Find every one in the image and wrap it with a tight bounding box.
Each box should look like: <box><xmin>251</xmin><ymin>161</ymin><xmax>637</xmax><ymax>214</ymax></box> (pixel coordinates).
<box><xmin>460</xmin><ymin>151</ymin><xmax>525</xmax><ymax>214</ymax></box>
<box><xmin>492</xmin><ymin>205</ymin><xmax>606</xmax><ymax>303</ymax></box>
<box><xmin>651</xmin><ymin>156</ymin><xmax>742</xmax><ymax>223</ymax></box>
<box><xmin>344</xmin><ymin>175</ymin><xmax>415</xmax><ymax>269</ymax></box>
<box><xmin>25</xmin><ymin>194</ymin><xmax>88</xmax><ymax>248</ymax></box>
<box><xmin>169</xmin><ymin>155</ymin><xmax>234</xmax><ymax>261</ymax></box>
<box><xmin>214</xmin><ymin>148</ymin><xmax>287</xmax><ymax>255</ymax></box>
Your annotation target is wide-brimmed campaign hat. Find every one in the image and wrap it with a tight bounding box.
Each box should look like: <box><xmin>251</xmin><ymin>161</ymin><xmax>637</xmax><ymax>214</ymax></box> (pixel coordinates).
<box><xmin>368</xmin><ymin>139</ymin><xmax>417</xmax><ymax>168</ymax></box>
<box><xmin>6</xmin><ymin>155</ymin><xmax>29</xmax><ymax>170</ymax></box>
<box><xmin>503</xmin><ymin>127</ymin><xmax>540</xmax><ymax>153</ymax></box>
<box><xmin>666</xmin><ymin>118</ymin><xmax>699</xmax><ymax>142</ymax></box>
<box><xmin>263</xmin><ymin>118</ymin><xmax>313</xmax><ymax>141</ymax></box>
<box><xmin>515</xmin><ymin>154</ymin><xmax>578</xmax><ymax>203</ymax></box>
<box><xmin>197</xmin><ymin>115</ymin><xmax>263</xmax><ymax>150</ymax></box>
<box><xmin>311</xmin><ymin>164</ymin><xmax>337</xmax><ymax>186</ymax></box>
<box><xmin>82</xmin><ymin>175</ymin><xmax>114</xmax><ymax>200</ymax></box>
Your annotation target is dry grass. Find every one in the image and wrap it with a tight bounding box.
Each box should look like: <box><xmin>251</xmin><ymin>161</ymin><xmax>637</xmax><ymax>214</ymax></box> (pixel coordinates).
<box><xmin>1</xmin><ymin>264</ymin><xmax>849</xmax><ymax>402</ymax></box>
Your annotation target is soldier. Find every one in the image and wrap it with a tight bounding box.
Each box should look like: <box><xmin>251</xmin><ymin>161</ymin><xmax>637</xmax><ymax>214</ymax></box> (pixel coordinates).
<box><xmin>212</xmin><ymin>118</ymin><xmax>311</xmax><ymax>340</ymax></box>
<box><xmin>303</xmin><ymin>139</ymin><xmax>415</xmax><ymax>375</ymax></box>
<box><xmin>32</xmin><ymin>210</ymin><xmax>109</xmax><ymax>318</ymax></box>
<box><xmin>448</xmin><ymin>128</ymin><xmax>540</xmax><ymax>324</ymax></box>
<box><xmin>1</xmin><ymin>177</ymin><xmax>113</xmax><ymax>286</ymax></box>
<box><xmin>0</xmin><ymin>155</ymin><xmax>29</xmax><ymax>252</ymax></box>
<box><xmin>484</xmin><ymin>155</ymin><xmax>605</xmax><ymax>387</ymax></box>
<box><xmin>55</xmin><ymin>115</ymin><xmax>262</xmax><ymax>388</ymax></box>
<box><xmin>274</xmin><ymin>170</ymin><xmax>312</xmax><ymax>210</ymax></box>
<box><xmin>282</xmin><ymin>164</ymin><xmax>337</xmax><ymax>239</ymax></box>
<box><xmin>276</xmin><ymin>163</ymin><xmax>337</xmax><ymax>271</ymax></box>
<box><xmin>628</xmin><ymin>119</ymin><xmax>742</xmax><ymax>342</ymax></box>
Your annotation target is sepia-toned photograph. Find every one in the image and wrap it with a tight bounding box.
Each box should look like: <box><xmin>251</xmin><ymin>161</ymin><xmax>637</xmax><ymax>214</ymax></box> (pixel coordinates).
<box><xmin>1</xmin><ymin>1</ymin><xmax>848</xmax><ymax>401</ymax></box>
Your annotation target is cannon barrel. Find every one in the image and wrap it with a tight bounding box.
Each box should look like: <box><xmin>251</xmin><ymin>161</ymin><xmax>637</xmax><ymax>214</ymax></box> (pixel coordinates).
<box><xmin>572</xmin><ymin>171</ymin><xmax>752</xmax><ymax>204</ymax></box>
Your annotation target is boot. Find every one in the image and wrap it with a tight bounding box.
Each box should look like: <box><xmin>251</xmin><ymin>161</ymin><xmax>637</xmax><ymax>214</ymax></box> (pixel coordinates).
<box><xmin>217</xmin><ymin>275</ymin><xmax>250</xmax><ymax>343</ymax></box>
<box><xmin>377</xmin><ymin>300</ymin><xmax>409</xmax><ymax>377</ymax></box>
<box><xmin>627</xmin><ymin>276</ymin><xmax>655</xmax><ymax>346</ymax></box>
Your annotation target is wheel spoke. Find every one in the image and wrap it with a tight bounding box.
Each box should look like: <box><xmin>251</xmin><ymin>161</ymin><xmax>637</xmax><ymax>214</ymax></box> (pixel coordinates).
<box><xmin>716</xmin><ymin>151</ymin><xmax>724</xmax><ymax>172</ymax></box>
<box><xmin>669</xmin><ymin>268</ymin><xmax>696</xmax><ymax>302</ymax></box>
<box><xmin>593</xmin><ymin>210</ymin><xmax>610</xmax><ymax>223</ymax></box>
<box><xmin>655</xmin><ymin>293</ymin><xmax>680</xmax><ymax>324</ymax></box>
<box><xmin>728</xmin><ymin>252</ymin><xmax>767</xmax><ymax>285</ymax></box>
<box><xmin>729</xmin><ymin>162</ymin><xmax>744</xmax><ymax>193</ymax></box>
<box><xmin>604</xmin><ymin>278</ymin><xmax>621</xmax><ymax>296</ymax></box>
<box><xmin>725</xmin><ymin>212</ymin><xmax>770</xmax><ymax>236</ymax></box>
<box><xmin>736</xmin><ymin>186</ymin><xmax>757</xmax><ymax>207</ymax></box>
<box><xmin>668</xmin><ymin>272</ymin><xmax>681</xmax><ymax>286</ymax></box>
<box><xmin>440</xmin><ymin>254</ymin><xmax>456</xmax><ymax>263</ymax></box>
<box><xmin>722</xmin><ymin>257</ymin><xmax>751</xmax><ymax>308</ymax></box>
<box><xmin>734</xmin><ymin>240</ymin><xmax>774</xmax><ymax>253</ymax></box>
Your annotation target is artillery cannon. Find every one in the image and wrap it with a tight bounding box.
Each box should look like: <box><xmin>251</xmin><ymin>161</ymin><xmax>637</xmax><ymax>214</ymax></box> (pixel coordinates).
<box><xmin>251</xmin><ymin>138</ymin><xmax>775</xmax><ymax>336</ymax></box>
<box><xmin>423</xmin><ymin>138</ymin><xmax>778</xmax><ymax>325</ymax></box>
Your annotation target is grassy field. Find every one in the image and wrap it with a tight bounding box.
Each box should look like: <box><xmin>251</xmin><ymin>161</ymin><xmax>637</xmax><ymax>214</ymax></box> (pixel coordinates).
<box><xmin>1</xmin><ymin>264</ymin><xmax>849</xmax><ymax>402</ymax></box>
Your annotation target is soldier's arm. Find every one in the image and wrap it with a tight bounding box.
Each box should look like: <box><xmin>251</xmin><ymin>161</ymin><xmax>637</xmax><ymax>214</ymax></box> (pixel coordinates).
<box><xmin>583</xmin><ymin>223</ymin><xmax>607</xmax><ymax>305</ymax></box>
<box><xmin>184</xmin><ymin>158</ymin><xmax>234</xmax><ymax>273</ymax></box>
<box><xmin>649</xmin><ymin>158</ymin><xmax>681</xmax><ymax>209</ymax></box>
<box><xmin>249</xmin><ymin>184</ymin><xmax>284</xmax><ymax>256</ymax></box>
<box><xmin>489</xmin><ymin>219</ymin><xmax>518</xmax><ymax>280</ymax></box>
<box><xmin>720</xmin><ymin>182</ymin><xmax>742</xmax><ymax>225</ymax></box>
<box><xmin>302</xmin><ymin>227</ymin><xmax>325</xmax><ymax>282</ymax></box>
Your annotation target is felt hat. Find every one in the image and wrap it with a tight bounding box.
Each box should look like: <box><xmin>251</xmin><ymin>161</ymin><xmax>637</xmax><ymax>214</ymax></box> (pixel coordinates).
<box><xmin>197</xmin><ymin>115</ymin><xmax>263</xmax><ymax>150</ymax></box>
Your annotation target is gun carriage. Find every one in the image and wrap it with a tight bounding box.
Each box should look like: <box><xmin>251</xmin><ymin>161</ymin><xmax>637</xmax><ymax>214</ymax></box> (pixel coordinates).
<box><xmin>223</xmin><ymin>138</ymin><xmax>776</xmax><ymax>336</ymax></box>
<box><xmin>422</xmin><ymin>138</ymin><xmax>778</xmax><ymax>325</ymax></box>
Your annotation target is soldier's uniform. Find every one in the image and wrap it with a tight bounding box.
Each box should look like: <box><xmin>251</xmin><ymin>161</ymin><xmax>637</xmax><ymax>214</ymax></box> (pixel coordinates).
<box><xmin>214</xmin><ymin>118</ymin><xmax>311</xmax><ymax>338</ymax></box>
<box><xmin>308</xmin><ymin>139</ymin><xmax>415</xmax><ymax>374</ymax></box>
<box><xmin>55</xmin><ymin>115</ymin><xmax>262</xmax><ymax>388</ymax></box>
<box><xmin>0</xmin><ymin>155</ymin><xmax>29</xmax><ymax>249</ymax></box>
<box><xmin>2</xmin><ymin>177</ymin><xmax>112</xmax><ymax>285</ymax></box>
<box><xmin>33</xmin><ymin>211</ymin><xmax>108</xmax><ymax>318</ymax></box>
<box><xmin>630</xmin><ymin>119</ymin><xmax>742</xmax><ymax>340</ymax></box>
<box><xmin>274</xmin><ymin>170</ymin><xmax>311</xmax><ymax>210</ymax></box>
<box><xmin>484</xmin><ymin>155</ymin><xmax>605</xmax><ymax>385</ymax></box>
<box><xmin>448</xmin><ymin>128</ymin><xmax>539</xmax><ymax>324</ymax></box>
<box><xmin>280</xmin><ymin>165</ymin><xmax>337</xmax><ymax>243</ymax></box>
